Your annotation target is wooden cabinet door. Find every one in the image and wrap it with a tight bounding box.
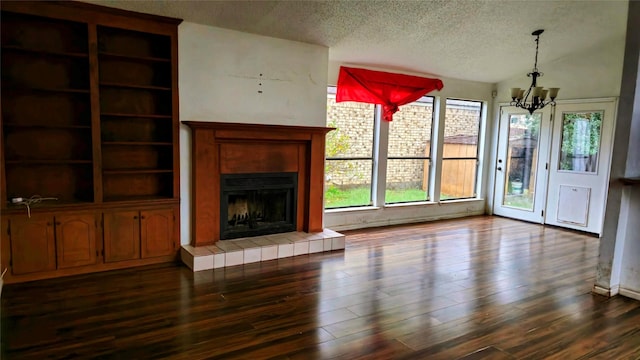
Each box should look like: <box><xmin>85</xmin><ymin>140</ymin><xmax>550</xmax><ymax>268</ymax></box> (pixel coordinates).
<box><xmin>55</xmin><ymin>214</ymin><xmax>97</xmax><ymax>269</ymax></box>
<box><xmin>140</xmin><ymin>208</ymin><xmax>175</xmax><ymax>258</ymax></box>
<box><xmin>9</xmin><ymin>215</ymin><xmax>56</xmax><ymax>275</ymax></box>
<box><xmin>103</xmin><ymin>211</ymin><xmax>140</xmax><ymax>262</ymax></box>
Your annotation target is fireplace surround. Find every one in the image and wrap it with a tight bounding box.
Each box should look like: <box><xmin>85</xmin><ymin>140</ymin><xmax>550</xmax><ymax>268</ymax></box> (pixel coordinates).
<box><xmin>183</xmin><ymin>121</ymin><xmax>333</xmax><ymax>246</ymax></box>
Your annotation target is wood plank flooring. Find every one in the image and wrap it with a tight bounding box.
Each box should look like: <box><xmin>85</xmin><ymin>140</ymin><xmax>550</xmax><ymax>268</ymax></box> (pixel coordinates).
<box><xmin>2</xmin><ymin>216</ymin><xmax>640</xmax><ymax>359</ymax></box>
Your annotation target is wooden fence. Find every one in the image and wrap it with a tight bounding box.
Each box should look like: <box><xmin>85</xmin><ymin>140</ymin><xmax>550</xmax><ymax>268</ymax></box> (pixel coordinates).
<box><xmin>423</xmin><ymin>143</ymin><xmax>477</xmax><ymax>198</ymax></box>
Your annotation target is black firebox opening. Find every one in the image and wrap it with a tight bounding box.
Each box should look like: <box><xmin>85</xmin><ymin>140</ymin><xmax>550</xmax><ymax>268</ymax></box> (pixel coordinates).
<box><xmin>220</xmin><ymin>172</ymin><xmax>297</xmax><ymax>240</ymax></box>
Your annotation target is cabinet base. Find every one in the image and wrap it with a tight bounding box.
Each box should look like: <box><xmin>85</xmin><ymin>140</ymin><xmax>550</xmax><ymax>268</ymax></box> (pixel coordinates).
<box><xmin>2</xmin><ymin>254</ymin><xmax>179</xmax><ymax>284</ymax></box>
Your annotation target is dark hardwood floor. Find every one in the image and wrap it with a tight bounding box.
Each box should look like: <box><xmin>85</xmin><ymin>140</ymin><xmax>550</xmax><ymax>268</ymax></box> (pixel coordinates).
<box><xmin>2</xmin><ymin>216</ymin><xmax>639</xmax><ymax>359</ymax></box>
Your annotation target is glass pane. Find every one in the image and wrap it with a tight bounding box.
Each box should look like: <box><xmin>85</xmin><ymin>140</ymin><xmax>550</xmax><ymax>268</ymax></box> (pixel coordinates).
<box><xmin>389</xmin><ymin>97</ymin><xmax>433</xmax><ymax>157</ymax></box>
<box><xmin>325</xmin><ymin>159</ymin><xmax>373</xmax><ymax>208</ymax></box>
<box><xmin>442</xmin><ymin>99</ymin><xmax>481</xmax><ymax>158</ymax></box>
<box><xmin>440</xmin><ymin>159</ymin><xmax>477</xmax><ymax>200</ymax></box>
<box><xmin>385</xmin><ymin>159</ymin><xmax>430</xmax><ymax>203</ymax></box>
<box><xmin>326</xmin><ymin>95</ymin><xmax>374</xmax><ymax>158</ymax></box>
<box><xmin>559</xmin><ymin>111</ymin><xmax>603</xmax><ymax>173</ymax></box>
<box><xmin>502</xmin><ymin>114</ymin><xmax>542</xmax><ymax>211</ymax></box>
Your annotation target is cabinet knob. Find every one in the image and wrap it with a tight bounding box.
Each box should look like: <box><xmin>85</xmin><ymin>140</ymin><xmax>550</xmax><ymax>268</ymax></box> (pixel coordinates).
<box><xmin>134</xmin><ymin>216</ymin><xmax>138</xmax><ymax>219</ymax></box>
<box><xmin>140</xmin><ymin>216</ymin><xmax>145</xmax><ymax>219</ymax></box>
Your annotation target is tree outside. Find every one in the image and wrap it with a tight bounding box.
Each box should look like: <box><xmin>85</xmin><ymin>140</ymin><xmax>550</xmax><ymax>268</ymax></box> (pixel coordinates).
<box><xmin>559</xmin><ymin>112</ymin><xmax>602</xmax><ymax>172</ymax></box>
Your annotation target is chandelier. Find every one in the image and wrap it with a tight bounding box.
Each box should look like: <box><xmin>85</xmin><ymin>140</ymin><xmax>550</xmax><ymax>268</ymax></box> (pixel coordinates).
<box><xmin>510</xmin><ymin>29</ymin><xmax>559</xmax><ymax>115</ymax></box>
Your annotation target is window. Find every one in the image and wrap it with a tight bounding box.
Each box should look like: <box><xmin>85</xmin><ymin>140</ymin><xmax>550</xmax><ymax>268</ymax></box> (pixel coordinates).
<box><xmin>385</xmin><ymin>96</ymin><xmax>434</xmax><ymax>204</ymax></box>
<box><xmin>325</xmin><ymin>89</ymin><xmax>486</xmax><ymax>209</ymax></box>
<box><xmin>559</xmin><ymin>111</ymin><xmax>602</xmax><ymax>173</ymax></box>
<box><xmin>440</xmin><ymin>99</ymin><xmax>482</xmax><ymax>200</ymax></box>
<box><xmin>324</xmin><ymin>88</ymin><xmax>375</xmax><ymax>208</ymax></box>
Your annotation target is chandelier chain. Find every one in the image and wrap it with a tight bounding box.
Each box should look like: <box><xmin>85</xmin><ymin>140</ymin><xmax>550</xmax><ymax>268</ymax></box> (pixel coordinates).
<box><xmin>533</xmin><ymin>32</ymin><xmax>540</xmax><ymax>72</ymax></box>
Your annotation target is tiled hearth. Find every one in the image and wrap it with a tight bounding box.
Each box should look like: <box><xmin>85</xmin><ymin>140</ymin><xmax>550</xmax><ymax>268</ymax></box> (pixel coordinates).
<box><xmin>181</xmin><ymin>229</ymin><xmax>345</xmax><ymax>271</ymax></box>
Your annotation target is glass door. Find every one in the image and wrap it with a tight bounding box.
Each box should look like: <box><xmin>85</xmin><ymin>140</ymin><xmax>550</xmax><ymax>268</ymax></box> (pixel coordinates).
<box><xmin>493</xmin><ymin>106</ymin><xmax>552</xmax><ymax>223</ymax></box>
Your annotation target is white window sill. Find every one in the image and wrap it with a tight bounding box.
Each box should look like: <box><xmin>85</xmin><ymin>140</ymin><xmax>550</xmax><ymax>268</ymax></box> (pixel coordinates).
<box><xmin>324</xmin><ymin>198</ymin><xmax>485</xmax><ymax>214</ymax></box>
<box><xmin>384</xmin><ymin>201</ymin><xmax>436</xmax><ymax>208</ymax></box>
<box><xmin>325</xmin><ymin>206</ymin><xmax>380</xmax><ymax>214</ymax></box>
<box><xmin>438</xmin><ymin>198</ymin><xmax>484</xmax><ymax>204</ymax></box>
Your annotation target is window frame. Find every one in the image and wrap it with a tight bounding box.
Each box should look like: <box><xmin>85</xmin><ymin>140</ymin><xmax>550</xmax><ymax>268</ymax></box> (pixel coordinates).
<box><xmin>439</xmin><ymin>98</ymin><xmax>484</xmax><ymax>201</ymax></box>
<box><xmin>324</xmin><ymin>86</ymin><xmax>377</xmax><ymax>209</ymax></box>
<box><xmin>385</xmin><ymin>95</ymin><xmax>436</xmax><ymax>205</ymax></box>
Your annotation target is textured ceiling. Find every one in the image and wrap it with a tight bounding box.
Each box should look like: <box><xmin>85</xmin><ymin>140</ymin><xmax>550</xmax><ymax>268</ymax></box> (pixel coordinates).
<box><xmin>86</xmin><ymin>0</ymin><xmax>628</xmax><ymax>83</ymax></box>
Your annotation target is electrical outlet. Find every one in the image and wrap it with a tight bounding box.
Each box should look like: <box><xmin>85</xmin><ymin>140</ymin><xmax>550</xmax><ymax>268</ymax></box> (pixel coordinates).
<box><xmin>11</xmin><ymin>197</ymin><xmax>24</xmax><ymax>203</ymax></box>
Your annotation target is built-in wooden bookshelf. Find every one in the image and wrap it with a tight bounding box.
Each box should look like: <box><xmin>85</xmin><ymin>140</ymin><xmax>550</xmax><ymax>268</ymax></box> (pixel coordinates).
<box><xmin>0</xmin><ymin>1</ymin><xmax>181</xmax><ymax>284</ymax></box>
<box><xmin>98</xmin><ymin>26</ymin><xmax>175</xmax><ymax>202</ymax></box>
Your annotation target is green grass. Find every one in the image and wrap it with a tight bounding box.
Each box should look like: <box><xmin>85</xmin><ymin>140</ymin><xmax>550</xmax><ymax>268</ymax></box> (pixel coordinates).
<box><xmin>503</xmin><ymin>194</ymin><xmax>535</xmax><ymax>210</ymax></box>
<box><xmin>325</xmin><ymin>186</ymin><xmax>429</xmax><ymax>208</ymax></box>
<box><xmin>385</xmin><ymin>188</ymin><xmax>429</xmax><ymax>203</ymax></box>
<box><xmin>325</xmin><ymin>186</ymin><xmax>371</xmax><ymax>208</ymax></box>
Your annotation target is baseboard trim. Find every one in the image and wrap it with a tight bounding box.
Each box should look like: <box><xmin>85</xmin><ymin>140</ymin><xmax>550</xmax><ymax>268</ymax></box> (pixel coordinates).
<box><xmin>327</xmin><ymin>211</ymin><xmax>485</xmax><ymax>232</ymax></box>
<box><xmin>592</xmin><ymin>284</ymin><xmax>620</xmax><ymax>297</ymax></box>
<box><xmin>619</xmin><ymin>287</ymin><xmax>640</xmax><ymax>301</ymax></box>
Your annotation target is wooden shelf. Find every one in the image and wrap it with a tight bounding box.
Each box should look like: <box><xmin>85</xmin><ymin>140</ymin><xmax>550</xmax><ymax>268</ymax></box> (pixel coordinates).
<box><xmin>103</xmin><ymin>195</ymin><xmax>174</xmax><ymax>203</ymax></box>
<box><xmin>3</xmin><ymin>123</ymin><xmax>91</xmax><ymax>130</ymax></box>
<box><xmin>100</xmin><ymin>113</ymin><xmax>172</xmax><ymax>119</ymax></box>
<box><xmin>100</xmin><ymin>82</ymin><xmax>171</xmax><ymax>91</ymax></box>
<box><xmin>3</xmin><ymin>86</ymin><xmax>90</xmax><ymax>94</ymax></box>
<box><xmin>98</xmin><ymin>51</ymin><xmax>170</xmax><ymax>63</ymax></box>
<box><xmin>5</xmin><ymin>199</ymin><xmax>92</xmax><ymax>209</ymax></box>
<box><xmin>103</xmin><ymin>169</ymin><xmax>173</xmax><ymax>175</ymax></box>
<box><xmin>2</xmin><ymin>45</ymin><xmax>88</xmax><ymax>58</ymax></box>
<box><xmin>5</xmin><ymin>160</ymin><xmax>93</xmax><ymax>165</ymax></box>
<box><xmin>102</xmin><ymin>141</ymin><xmax>173</xmax><ymax>146</ymax></box>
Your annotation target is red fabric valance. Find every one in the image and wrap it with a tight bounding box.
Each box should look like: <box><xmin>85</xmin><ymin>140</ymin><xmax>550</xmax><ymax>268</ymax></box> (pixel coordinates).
<box><xmin>336</xmin><ymin>66</ymin><xmax>444</xmax><ymax>121</ymax></box>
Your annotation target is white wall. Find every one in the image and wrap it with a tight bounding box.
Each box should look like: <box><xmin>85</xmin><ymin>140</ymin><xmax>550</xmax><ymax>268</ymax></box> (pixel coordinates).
<box><xmin>619</xmin><ymin>186</ymin><xmax>640</xmax><ymax>297</ymax></box>
<box><xmin>325</xmin><ymin>63</ymin><xmax>495</xmax><ymax>231</ymax></box>
<box><xmin>178</xmin><ymin>22</ymin><xmax>329</xmax><ymax>244</ymax></box>
<box><xmin>180</xmin><ymin>22</ymin><xmax>328</xmax><ymax>126</ymax></box>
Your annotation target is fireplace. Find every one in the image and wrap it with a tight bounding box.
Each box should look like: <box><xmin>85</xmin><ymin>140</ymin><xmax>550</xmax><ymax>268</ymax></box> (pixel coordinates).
<box><xmin>183</xmin><ymin>121</ymin><xmax>333</xmax><ymax>246</ymax></box>
<box><xmin>220</xmin><ymin>172</ymin><xmax>297</xmax><ymax>239</ymax></box>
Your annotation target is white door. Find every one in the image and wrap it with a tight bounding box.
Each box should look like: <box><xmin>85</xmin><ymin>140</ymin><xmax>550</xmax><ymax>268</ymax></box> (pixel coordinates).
<box><xmin>493</xmin><ymin>106</ymin><xmax>552</xmax><ymax>223</ymax></box>
<box><xmin>544</xmin><ymin>100</ymin><xmax>616</xmax><ymax>235</ymax></box>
